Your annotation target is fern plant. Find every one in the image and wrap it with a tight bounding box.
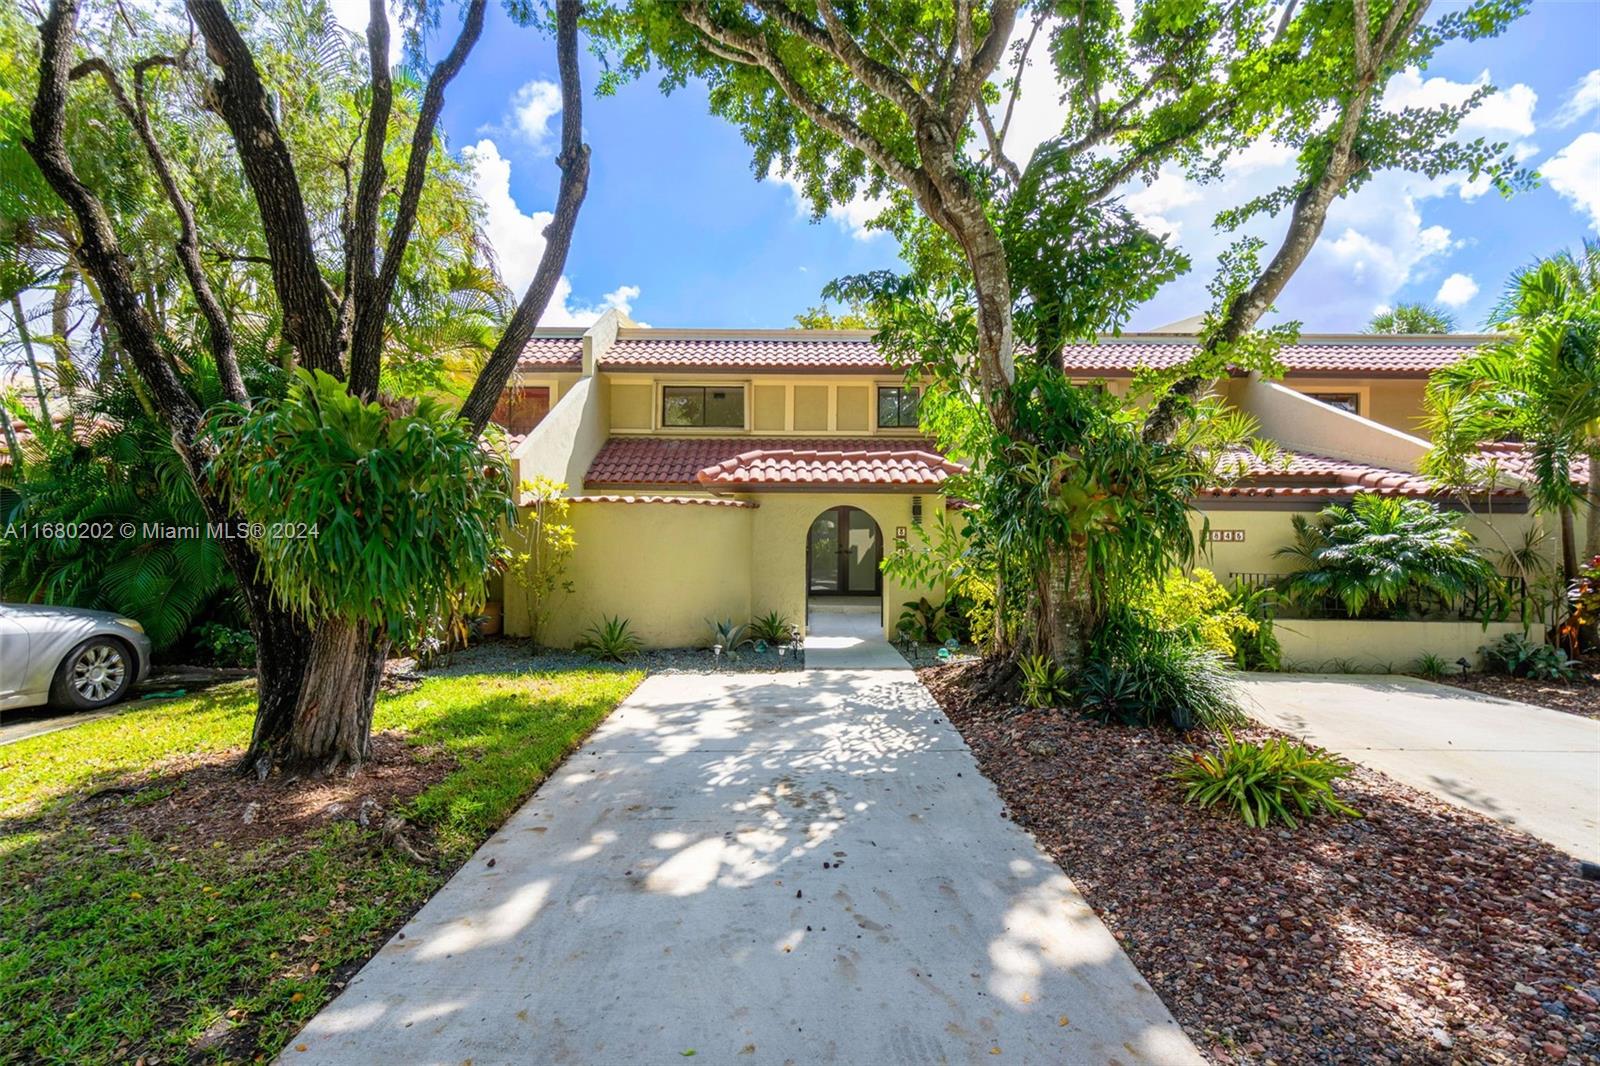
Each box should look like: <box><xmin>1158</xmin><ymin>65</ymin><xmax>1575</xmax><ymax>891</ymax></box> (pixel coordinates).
<box><xmin>1170</xmin><ymin>728</ymin><xmax>1360</xmax><ymax>828</ymax></box>
<box><xmin>577</xmin><ymin>615</ymin><xmax>642</xmax><ymax>661</ymax></box>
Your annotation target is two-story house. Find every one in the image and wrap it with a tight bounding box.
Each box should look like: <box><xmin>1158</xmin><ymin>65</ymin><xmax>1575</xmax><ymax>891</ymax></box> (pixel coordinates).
<box><xmin>499</xmin><ymin>310</ymin><xmax>1555</xmax><ymax>656</ymax></box>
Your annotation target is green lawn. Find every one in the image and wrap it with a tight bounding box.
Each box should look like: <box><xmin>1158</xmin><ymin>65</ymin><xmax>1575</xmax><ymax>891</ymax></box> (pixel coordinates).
<box><xmin>0</xmin><ymin>666</ymin><xmax>643</xmax><ymax>1064</ymax></box>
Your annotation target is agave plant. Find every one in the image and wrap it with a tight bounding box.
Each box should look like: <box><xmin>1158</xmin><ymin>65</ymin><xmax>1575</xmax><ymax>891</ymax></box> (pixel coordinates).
<box><xmin>748</xmin><ymin>610</ymin><xmax>793</xmax><ymax>645</ymax></box>
<box><xmin>1276</xmin><ymin>494</ymin><xmax>1498</xmax><ymax>619</ymax></box>
<box><xmin>577</xmin><ymin>615</ymin><xmax>642</xmax><ymax>662</ymax></box>
<box><xmin>707</xmin><ymin>618</ymin><xmax>752</xmax><ymax>659</ymax></box>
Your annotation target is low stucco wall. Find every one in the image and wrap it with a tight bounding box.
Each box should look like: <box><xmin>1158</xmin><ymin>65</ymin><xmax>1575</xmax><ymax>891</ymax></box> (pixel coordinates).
<box><xmin>1274</xmin><ymin>618</ymin><xmax>1527</xmax><ymax>672</ymax></box>
<box><xmin>504</xmin><ymin>499</ymin><xmax>755</xmax><ymax>649</ymax></box>
<box><xmin>501</xmin><ymin>491</ymin><xmax>940</xmax><ymax>648</ymax></box>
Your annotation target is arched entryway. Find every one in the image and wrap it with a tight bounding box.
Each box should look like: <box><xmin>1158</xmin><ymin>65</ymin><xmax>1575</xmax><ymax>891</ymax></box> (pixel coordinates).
<box><xmin>807</xmin><ymin>505</ymin><xmax>883</xmax><ymax>598</ymax></box>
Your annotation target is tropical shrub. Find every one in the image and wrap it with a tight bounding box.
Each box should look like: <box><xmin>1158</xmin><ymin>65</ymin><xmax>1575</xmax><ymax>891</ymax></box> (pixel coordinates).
<box><xmin>1170</xmin><ymin>728</ymin><xmax>1360</xmax><ymax>828</ymax></box>
<box><xmin>749</xmin><ymin>610</ymin><xmax>794</xmax><ymax>645</ymax></box>
<box><xmin>1277</xmin><ymin>494</ymin><xmax>1498</xmax><ymax>619</ymax></box>
<box><xmin>1078</xmin><ymin>616</ymin><xmax>1245</xmax><ymax>731</ymax></box>
<box><xmin>1019</xmin><ymin>653</ymin><xmax>1072</xmax><ymax>708</ymax></box>
<box><xmin>577</xmin><ymin>615</ymin><xmax>642</xmax><ymax>661</ymax></box>
<box><xmin>707</xmin><ymin>618</ymin><xmax>752</xmax><ymax>658</ymax></box>
<box><xmin>508</xmin><ymin>476</ymin><xmax>576</xmax><ymax>649</ymax></box>
<box><xmin>1226</xmin><ymin>581</ymin><xmax>1282</xmax><ymax>671</ymax></box>
<box><xmin>896</xmin><ymin>596</ymin><xmax>953</xmax><ymax>643</ymax></box>
<box><xmin>1134</xmin><ymin>568</ymin><xmax>1258</xmax><ymax>659</ymax></box>
<box><xmin>1481</xmin><ymin>632</ymin><xmax>1579</xmax><ymax>681</ymax></box>
<box><xmin>1571</xmin><ymin>554</ymin><xmax>1600</xmax><ymax>647</ymax></box>
<box><xmin>191</xmin><ymin>623</ymin><xmax>257</xmax><ymax>668</ymax></box>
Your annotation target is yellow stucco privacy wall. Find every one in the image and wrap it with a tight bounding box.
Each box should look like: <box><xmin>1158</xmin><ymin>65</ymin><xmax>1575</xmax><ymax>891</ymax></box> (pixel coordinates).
<box><xmin>1275</xmin><ymin>619</ymin><xmax>1528</xmax><ymax>672</ymax></box>
<box><xmin>501</xmin><ymin>491</ymin><xmax>938</xmax><ymax>649</ymax></box>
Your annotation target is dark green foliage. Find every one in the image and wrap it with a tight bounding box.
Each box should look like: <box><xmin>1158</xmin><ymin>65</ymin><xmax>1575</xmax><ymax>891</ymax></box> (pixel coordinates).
<box><xmin>1367</xmin><ymin>302</ymin><xmax>1455</xmax><ymax>334</ymax></box>
<box><xmin>896</xmin><ymin>596</ymin><xmax>953</xmax><ymax>643</ymax></box>
<box><xmin>1413</xmin><ymin>652</ymin><xmax>1451</xmax><ymax>680</ymax></box>
<box><xmin>1077</xmin><ymin>615</ymin><xmax>1245</xmax><ymax>731</ymax></box>
<box><xmin>576</xmin><ymin>615</ymin><xmax>642</xmax><ymax>661</ymax></box>
<box><xmin>1170</xmin><ymin>728</ymin><xmax>1360</xmax><ymax>828</ymax></box>
<box><xmin>748</xmin><ymin>610</ymin><xmax>794</xmax><ymax>645</ymax></box>
<box><xmin>202</xmin><ymin>369</ymin><xmax>515</xmax><ymax>642</ymax></box>
<box><xmin>1019</xmin><ymin>653</ymin><xmax>1072</xmax><ymax>709</ymax></box>
<box><xmin>1277</xmin><ymin>494</ymin><xmax>1499</xmax><ymax>619</ymax></box>
<box><xmin>191</xmin><ymin>622</ymin><xmax>257</xmax><ymax>668</ymax></box>
<box><xmin>1480</xmin><ymin>632</ymin><xmax>1579</xmax><ymax>681</ymax></box>
<box><xmin>1227</xmin><ymin>581</ymin><xmax>1282</xmax><ymax>671</ymax></box>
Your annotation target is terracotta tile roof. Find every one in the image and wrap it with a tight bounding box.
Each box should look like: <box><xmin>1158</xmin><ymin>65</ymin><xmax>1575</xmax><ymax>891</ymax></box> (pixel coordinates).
<box><xmin>1202</xmin><ymin>447</ymin><xmax>1524</xmax><ymax>501</ymax></box>
<box><xmin>516</xmin><ymin>335</ymin><xmax>584</xmax><ymax>372</ymax></box>
<box><xmin>585</xmin><ymin>436</ymin><xmax>942</xmax><ymax>488</ymax></box>
<box><xmin>517</xmin><ymin>328</ymin><xmax>1489</xmax><ymax>377</ymax></box>
<box><xmin>1473</xmin><ymin>442</ymin><xmax>1591</xmax><ymax>488</ymax></box>
<box><xmin>1058</xmin><ymin>337</ymin><xmax>1488</xmax><ymax>377</ymax></box>
<box><xmin>568</xmin><ymin>494</ymin><xmax>759</xmax><ymax>509</ymax></box>
<box><xmin>696</xmin><ymin>447</ymin><xmax>966</xmax><ymax>489</ymax></box>
<box><xmin>603</xmin><ymin>335</ymin><xmax>887</xmax><ymax>373</ymax></box>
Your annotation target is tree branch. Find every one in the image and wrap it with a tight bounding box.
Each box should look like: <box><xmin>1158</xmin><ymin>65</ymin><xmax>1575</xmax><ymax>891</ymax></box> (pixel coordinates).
<box><xmin>348</xmin><ymin>0</ymin><xmax>487</xmax><ymax>399</ymax></box>
<box><xmin>26</xmin><ymin>0</ymin><xmax>202</xmax><ymax>434</ymax></box>
<box><xmin>457</xmin><ymin>0</ymin><xmax>587</xmax><ymax>436</ymax></box>
<box><xmin>186</xmin><ymin>0</ymin><xmax>341</xmax><ymax>376</ymax></box>
<box><xmin>69</xmin><ymin>55</ymin><xmax>246</xmax><ymax>403</ymax></box>
<box><xmin>950</xmin><ymin>0</ymin><xmax>1018</xmax><ymax>116</ymax></box>
<box><xmin>341</xmin><ymin>0</ymin><xmax>393</xmax><ymax>396</ymax></box>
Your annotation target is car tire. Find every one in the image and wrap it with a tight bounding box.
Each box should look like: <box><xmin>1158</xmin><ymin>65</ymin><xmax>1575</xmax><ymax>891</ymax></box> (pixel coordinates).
<box><xmin>50</xmin><ymin>637</ymin><xmax>135</xmax><ymax>710</ymax></box>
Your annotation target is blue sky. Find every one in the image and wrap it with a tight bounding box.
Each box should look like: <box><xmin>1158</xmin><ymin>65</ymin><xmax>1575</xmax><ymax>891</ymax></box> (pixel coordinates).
<box><xmin>383</xmin><ymin>3</ymin><xmax>1599</xmax><ymax>333</ymax></box>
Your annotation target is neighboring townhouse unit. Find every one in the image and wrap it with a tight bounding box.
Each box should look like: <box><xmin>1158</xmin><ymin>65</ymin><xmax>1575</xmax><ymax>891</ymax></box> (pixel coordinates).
<box><xmin>499</xmin><ymin>311</ymin><xmax>1565</xmax><ymax>661</ymax></box>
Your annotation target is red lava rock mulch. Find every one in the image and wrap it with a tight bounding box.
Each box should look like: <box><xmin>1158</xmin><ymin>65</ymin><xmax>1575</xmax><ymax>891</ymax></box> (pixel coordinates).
<box><xmin>1427</xmin><ymin>661</ymin><xmax>1600</xmax><ymax>721</ymax></box>
<box><xmin>61</xmin><ymin>732</ymin><xmax>454</xmax><ymax>850</ymax></box>
<box><xmin>922</xmin><ymin>660</ymin><xmax>1600</xmax><ymax>1065</ymax></box>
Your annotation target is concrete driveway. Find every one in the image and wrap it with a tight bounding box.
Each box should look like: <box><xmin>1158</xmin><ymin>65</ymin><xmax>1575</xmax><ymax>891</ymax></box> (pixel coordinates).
<box><xmin>287</xmin><ymin>649</ymin><xmax>1198</xmax><ymax>1063</ymax></box>
<box><xmin>1240</xmin><ymin>673</ymin><xmax>1600</xmax><ymax>860</ymax></box>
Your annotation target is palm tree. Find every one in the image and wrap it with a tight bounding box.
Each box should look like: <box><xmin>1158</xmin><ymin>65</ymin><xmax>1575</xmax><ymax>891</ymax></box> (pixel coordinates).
<box><xmin>1368</xmin><ymin>302</ymin><xmax>1455</xmax><ymax>334</ymax></box>
<box><xmin>1424</xmin><ymin>243</ymin><xmax>1600</xmax><ymax>580</ymax></box>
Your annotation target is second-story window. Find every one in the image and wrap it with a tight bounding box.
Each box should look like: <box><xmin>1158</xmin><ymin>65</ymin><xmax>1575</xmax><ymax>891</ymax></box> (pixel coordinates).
<box><xmin>663</xmin><ymin>385</ymin><xmax>745</xmax><ymax>428</ymax></box>
<box><xmin>1306</xmin><ymin>392</ymin><xmax>1360</xmax><ymax>415</ymax></box>
<box><xmin>877</xmin><ymin>386</ymin><xmax>920</xmax><ymax>428</ymax></box>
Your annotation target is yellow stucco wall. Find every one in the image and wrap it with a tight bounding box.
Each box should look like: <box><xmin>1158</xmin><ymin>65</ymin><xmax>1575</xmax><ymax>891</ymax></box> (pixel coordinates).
<box><xmin>501</xmin><ymin>491</ymin><xmax>941</xmax><ymax>647</ymax></box>
<box><xmin>836</xmin><ymin>386</ymin><xmax>869</xmax><ymax>432</ymax></box>
<box><xmin>1276</xmin><ymin>619</ymin><xmax>1526</xmax><ymax>672</ymax></box>
<box><xmin>794</xmin><ymin>386</ymin><xmax>830</xmax><ymax>431</ymax></box>
<box><xmin>504</xmin><ymin>500</ymin><xmax>756</xmax><ymax>649</ymax></box>
<box><xmin>753</xmin><ymin>385</ymin><xmax>786</xmax><ymax>431</ymax></box>
<box><xmin>610</xmin><ymin>382</ymin><xmax>652</xmax><ymax>430</ymax></box>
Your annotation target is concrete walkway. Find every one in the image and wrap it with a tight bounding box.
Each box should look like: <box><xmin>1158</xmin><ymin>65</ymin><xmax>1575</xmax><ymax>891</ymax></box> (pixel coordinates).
<box><xmin>1240</xmin><ymin>673</ymin><xmax>1600</xmax><ymax>861</ymax></box>
<box><xmin>287</xmin><ymin>629</ymin><xmax>1199</xmax><ymax>1063</ymax></box>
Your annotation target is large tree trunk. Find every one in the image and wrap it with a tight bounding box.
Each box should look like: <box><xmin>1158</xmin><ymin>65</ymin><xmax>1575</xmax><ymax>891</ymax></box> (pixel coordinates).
<box><xmin>244</xmin><ymin>617</ymin><xmax>388</xmax><ymax>776</ymax></box>
<box><xmin>1036</xmin><ymin>540</ymin><xmax>1095</xmax><ymax>671</ymax></box>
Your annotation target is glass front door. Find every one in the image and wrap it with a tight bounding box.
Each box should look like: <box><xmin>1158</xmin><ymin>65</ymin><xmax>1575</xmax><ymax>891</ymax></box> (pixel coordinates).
<box><xmin>807</xmin><ymin>506</ymin><xmax>882</xmax><ymax>596</ymax></box>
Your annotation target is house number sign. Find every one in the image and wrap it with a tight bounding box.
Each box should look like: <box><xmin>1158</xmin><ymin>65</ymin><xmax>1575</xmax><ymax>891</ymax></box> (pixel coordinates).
<box><xmin>1208</xmin><ymin>529</ymin><xmax>1246</xmax><ymax>543</ymax></box>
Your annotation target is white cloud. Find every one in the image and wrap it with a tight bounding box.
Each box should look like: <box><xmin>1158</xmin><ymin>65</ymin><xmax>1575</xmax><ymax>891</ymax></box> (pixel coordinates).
<box><xmin>1435</xmin><ymin>273</ymin><xmax>1479</xmax><ymax>307</ymax></box>
<box><xmin>1553</xmin><ymin>69</ymin><xmax>1600</xmax><ymax>127</ymax></box>
<box><xmin>1326</xmin><ymin>215</ymin><xmax>1454</xmax><ymax>293</ymax></box>
<box><xmin>510</xmin><ymin>80</ymin><xmax>563</xmax><ymax>152</ymax></box>
<box><xmin>1123</xmin><ymin>166</ymin><xmax>1201</xmax><ymax>238</ymax></box>
<box><xmin>462</xmin><ymin>139</ymin><xmax>641</xmax><ymax>325</ymax></box>
<box><xmin>768</xmin><ymin>168</ymin><xmax>889</xmax><ymax>241</ymax></box>
<box><xmin>1382</xmin><ymin>67</ymin><xmax>1537</xmax><ymax>138</ymax></box>
<box><xmin>1542</xmin><ymin>132</ymin><xmax>1600</xmax><ymax>233</ymax></box>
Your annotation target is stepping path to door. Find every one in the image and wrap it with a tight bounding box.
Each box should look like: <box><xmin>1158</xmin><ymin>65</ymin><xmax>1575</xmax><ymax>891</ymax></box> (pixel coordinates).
<box><xmin>285</xmin><ymin>623</ymin><xmax>1200</xmax><ymax>1065</ymax></box>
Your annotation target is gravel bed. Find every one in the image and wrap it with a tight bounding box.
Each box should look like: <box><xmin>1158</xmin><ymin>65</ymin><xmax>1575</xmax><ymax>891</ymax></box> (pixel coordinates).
<box><xmin>405</xmin><ymin>637</ymin><xmax>806</xmax><ymax>678</ymax></box>
<box><xmin>921</xmin><ymin>659</ymin><xmax>1600</xmax><ymax>1065</ymax></box>
<box><xmin>894</xmin><ymin>641</ymin><xmax>981</xmax><ymax>668</ymax></box>
<box><xmin>1424</xmin><ymin>662</ymin><xmax>1600</xmax><ymax>721</ymax></box>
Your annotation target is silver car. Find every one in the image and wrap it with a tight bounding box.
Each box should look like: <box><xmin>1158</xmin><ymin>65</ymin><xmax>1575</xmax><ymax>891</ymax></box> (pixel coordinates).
<box><xmin>0</xmin><ymin>603</ymin><xmax>153</xmax><ymax>712</ymax></box>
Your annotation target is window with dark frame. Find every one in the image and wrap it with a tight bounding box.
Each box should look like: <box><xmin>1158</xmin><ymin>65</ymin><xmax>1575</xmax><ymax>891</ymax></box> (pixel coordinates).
<box><xmin>662</xmin><ymin>385</ymin><xmax>745</xmax><ymax>428</ymax></box>
<box><xmin>876</xmin><ymin>386</ymin><xmax>920</xmax><ymax>428</ymax></box>
<box><xmin>1306</xmin><ymin>392</ymin><xmax>1361</xmax><ymax>415</ymax></box>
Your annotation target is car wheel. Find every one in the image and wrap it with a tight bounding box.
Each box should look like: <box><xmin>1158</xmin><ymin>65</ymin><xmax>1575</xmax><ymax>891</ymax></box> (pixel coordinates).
<box><xmin>51</xmin><ymin>637</ymin><xmax>134</xmax><ymax>710</ymax></box>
